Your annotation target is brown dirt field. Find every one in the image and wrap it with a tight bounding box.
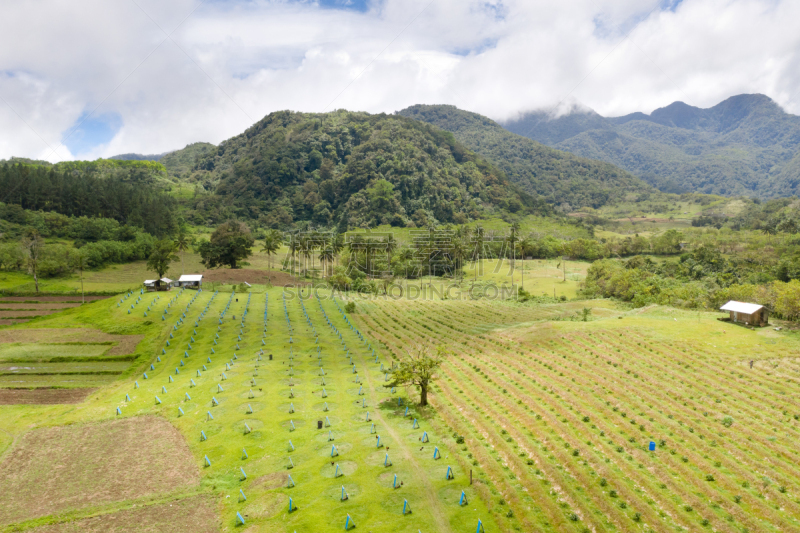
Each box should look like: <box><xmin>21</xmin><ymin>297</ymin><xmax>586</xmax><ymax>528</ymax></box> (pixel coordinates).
<box><xmin>613</xmin><ymin>216</ymin><xmax>673</xmax><ymax>223</ymax></box>
<box><xmin>28</xmin><ymin>494</ymin><xmax>219</xmax><ymax>533</ymax></box>
<box><xmin>201</xmin><ymin>268</ymin><xmax>308</xmax><ymax>287</ymax></box>
<box><xmin>0</xmin><ymin>319</ymin><xmax>30</xmax><ymax>325</ymax></box>
<box><xmin>0</xmin><ymin>296</ymin><xmax>108</xmax><ymax>302</ymax></box>
<box><xmin>0</xmin><ymin>416</ymin><xmax>200</xmax><ymax>526</ymax></box>
<box><xmin>254</xmin><ymin>471</ymin><xmax>288</xmax><ymax>490</ymax></box>
<box><xmin>0</xmin><ymin>303</ymin><xmax>81</xmax><ymax>310</ymax></box>
<box><xmin>0</xmin><ymin>388</ymin><xmax>97</xmax><ymax>405</ymax></box>
<box><xmin>0</xmin><ymin>329</ymin><xmax>143</xmax><ymax>356</ymax></box>
<box><xmin>0</xmin><ymin>310</ymin><xmax>58</xmax><ymax>318</ymax></box>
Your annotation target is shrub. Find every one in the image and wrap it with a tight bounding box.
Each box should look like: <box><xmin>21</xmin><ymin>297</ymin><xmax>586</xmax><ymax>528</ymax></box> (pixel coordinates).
<box><xmin>705</xmin><ymin>474</ymin><xmax>715</xmax><ymax>482</ymax></box>
<box><xmin>344</xmin><ymin>302</ymin><xmax>356</xmax><ymax>313</ymax></box>
<box><xmin>722</xmin><ymin>416</ymin><xmax>734</xmax><ymax>428</ymax></box>
<box><xmin>734</xmin><ymin>495</ymin><xmax>742</xmax><ymax>503</ymax></box>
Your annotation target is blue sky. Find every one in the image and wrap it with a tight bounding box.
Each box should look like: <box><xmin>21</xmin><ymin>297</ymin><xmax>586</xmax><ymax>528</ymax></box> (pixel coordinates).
<box><xmin>318</xmin><ymin>0</ymin><xmax>370</xmax><ymax>12</ymax></box>
<box><xmin>62</xmin><ymin>112</ymin><xmax>123</xmax><ymax>156</ymax></box>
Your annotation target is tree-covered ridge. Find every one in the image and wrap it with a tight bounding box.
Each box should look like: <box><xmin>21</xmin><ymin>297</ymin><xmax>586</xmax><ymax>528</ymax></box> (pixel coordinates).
<box><xmin>159</xmin><ymin>142</ymin><xmax>216</xmax><ymax>179</ymax></box>
<box><xmin>504</xmin><ymin>94</ymin><xmax>800</xmax><ymax>198</ymax></box>
<box><xmin>396</xmin><ymin>104</ymin><xmax>650</xmax><ymax>210</ymax></box>
<box><xmin>0</xmin><ymin>162</ymin><xmax>177</xmax><ymax>237</ymax></box>
<box><xmin>184</xmin><ymin>110</ymin><xmax>545</xmax><ymax>228</ymax></box>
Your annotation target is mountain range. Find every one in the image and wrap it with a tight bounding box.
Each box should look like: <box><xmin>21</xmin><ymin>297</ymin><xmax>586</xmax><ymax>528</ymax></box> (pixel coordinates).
<box><xmin>397</xmin><ymin>105</ymin><xmax>649</xmax><ymax>209</ymax></box>
<box><xmin>501</xmin><ymin>94</ymin><xmax>800</xmax><ymax>198</ymax></box>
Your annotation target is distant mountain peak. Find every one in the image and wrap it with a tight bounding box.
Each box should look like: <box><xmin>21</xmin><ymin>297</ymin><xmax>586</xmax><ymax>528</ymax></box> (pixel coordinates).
<box><xmin>500</xmin><ymin>93</ymin><xmax>800</xmax><ymax>199</ymax></box>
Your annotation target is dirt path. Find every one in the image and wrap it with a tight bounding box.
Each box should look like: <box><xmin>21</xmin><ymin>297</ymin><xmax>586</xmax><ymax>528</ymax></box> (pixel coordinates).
<box><xmin>359</xmin><ymin>348</ymin><xmax>453</xmax><ymax>533</ymax></box>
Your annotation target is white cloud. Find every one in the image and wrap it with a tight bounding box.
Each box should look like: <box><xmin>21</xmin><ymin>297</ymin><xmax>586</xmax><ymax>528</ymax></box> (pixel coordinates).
<box><xmin>1</xmin><ymin>0</ymin><xmax>799</xmax><ymax>161</ymax></box>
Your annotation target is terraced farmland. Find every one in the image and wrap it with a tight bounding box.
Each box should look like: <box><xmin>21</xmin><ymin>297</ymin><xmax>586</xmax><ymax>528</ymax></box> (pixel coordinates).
<box><xmin>88</xmin><ymin>287</ymin><xmax>500</xmax><ymax>532</ymax></box>
<box><xmin>351</xmin><ymin>298</ymin><xmax>800</xmax><ymax>533</ymax></box>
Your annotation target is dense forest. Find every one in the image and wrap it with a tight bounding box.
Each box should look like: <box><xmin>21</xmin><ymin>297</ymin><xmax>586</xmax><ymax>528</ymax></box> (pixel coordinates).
<box><xmin>505</xmin><ymin>94</ymin><xmax>800</xmax><ymax>198</ymax></box>
<box><xmin>179</xmin><ymin>110</ymin><xmax>546</xmax><ymax>228</ymax></box>
<box><xmin>0</xmin><ymin>161</ymin><xmax>177</xmax><ymax>237</ymax></box>
<box><xmin>397</xmin><ymin>104</ymin><xmax>650</xmax><ymax>210</ymax></box>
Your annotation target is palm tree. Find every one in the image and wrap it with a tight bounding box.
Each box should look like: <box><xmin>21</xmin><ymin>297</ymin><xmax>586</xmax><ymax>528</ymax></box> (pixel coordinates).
<box><xmin>508</xmin><ymin>222</ymin><xmax>520</xmax><ymax>273</ymax></box>
<box><xmin>289</xmin><ymin>233</ymin><xmax>302</xmax><ymax>277</ymax></box>
<box><xmin>385</xmin><ymin>234</ymin><xmax>398</xmax><ymax>272</ymax></box>
<box><xmin>451</xmin><ymin>239</ymin><xmax>467</xmax><ymax>281</ymax></box>
<box><xmin>473</xmin><ymin>225</ymin><xmax>485</xmax><ymax>282</ymax></box>
<box><xmin>261</xmin><ymin>229</ymin><xmax>283</xmax><ymax>274</ymax></box>
<box><xmin>519</xmin><ymin>236</ymin><xmax>533</xmax><ymax>290</ymax></box>
<box><xmin>762</xmin><ymin>224</ymin><xmax>777</xmax><ymax>244</ymax></box>
<box><xmin>319</xmin><ymin>245</ymin><xmax>335</xmax><ymax>279</ymax></box>
<box><xmin>174</xmin><ymin>227</ymin><xmax>191</xmax><ymax>275</ymax></box>
<box><xmin>346</xmin><ymin>235</ymin><xmax>364</xmax><ymax>277</ymax></box>
<box><xmin>332</xmin><ymin>233</ymin><xmax>345</xmax><ymax>270</ymax></box>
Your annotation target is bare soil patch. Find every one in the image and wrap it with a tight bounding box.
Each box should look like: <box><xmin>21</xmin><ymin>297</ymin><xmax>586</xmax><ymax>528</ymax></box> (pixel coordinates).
<box><xmin>0</xmin><ymin>319</ymin><xmax>30</xmax><ymax>325</ymax></box>
<box><xmin>0</xmin><ymin>329</ymin><xmax>143</xmax><ymax>356</ymax></box>
<box><xmin>0</xmin><ymin>388</ymin><xmax>97</xmax><ymax>405</ymax></box>
<box><xmin>201</xmin><ymin>268</ymin><xmax>308</xmax><ymax>287</ymax></box>
<box><xmin>0</xmin><ymin>303</ymin><xmax>80</xmax><ymax>310</ymax></box>
<box><xmin>0</xmin><ymin>310</ymin><xmax>58</xmax><ymax>318</ymax></box>
<box><xmin>254</xmin><ymin>471</ymin><xmax>288</xmax><ymax>490</ymax></box>
<box><xmin>0</xmin><ymin>416</ymin><xmax>200</xmax><ymax>526</ymax></box>
<box><xmin>28</xmin><ymin>494</ymin><xmax>218</xmax><ymax>533</ymax></box>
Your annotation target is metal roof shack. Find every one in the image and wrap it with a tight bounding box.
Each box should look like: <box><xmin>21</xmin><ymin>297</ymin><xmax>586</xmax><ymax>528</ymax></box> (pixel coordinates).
<box><xmin>177</xmin><ymin>274</ymin><xmax>203</xmax><ymax>289</ymax></box>
<box><xmin>143</xmin><ymin>278</ymin><xmax>173</xmax><ymax>292</ymax></box>
<box><xmin>720</xmin><ymin>301</ymin><xmax>768</xmax><ymax>327</ymax></box>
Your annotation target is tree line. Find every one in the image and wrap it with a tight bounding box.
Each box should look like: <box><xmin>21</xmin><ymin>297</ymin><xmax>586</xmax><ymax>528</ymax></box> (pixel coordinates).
<box><xmin>0</xmin><ymin>162</ymin><xmax>177</xmax><ymax>237</ymax></box>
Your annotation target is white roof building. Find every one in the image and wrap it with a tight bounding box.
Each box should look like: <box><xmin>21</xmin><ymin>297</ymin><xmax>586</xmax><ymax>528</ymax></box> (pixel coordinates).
<box><xmin>178</xmin><ymin>275</ymin><xmax>203</xmax><ymax>282</ymax></box>
<box><xmin>720</xmin><ymin>301</ymin><xmax>764</xmax><ymax>314</ymax></box>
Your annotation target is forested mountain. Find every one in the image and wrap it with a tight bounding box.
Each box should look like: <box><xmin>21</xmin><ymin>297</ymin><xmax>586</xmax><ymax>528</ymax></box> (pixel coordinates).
<box><xmin>159</xmin><ymin>142</ymin><xmax>216</xmax><ymax>179</ymax></box>
<box><xmin>109</xmin><ymin>152</ymin><xmax>166</xmax><ymax>161</ymax></box>
<box><xmin>177</xmin><ymin>110</ymin><xmax>547</xmax><ymax>228</ymax></box>
<box><xmin>397</xmin><ymin>105</ymin><xmax>650</xmax><ymax>210</ymax></box>
<box><xmin>503</xmin><ymin>94</ymin><xmax>800</xmax><ymax>198</ymax></box>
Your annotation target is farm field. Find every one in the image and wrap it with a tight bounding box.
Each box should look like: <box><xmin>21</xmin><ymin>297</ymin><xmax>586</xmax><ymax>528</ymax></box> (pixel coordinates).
<box><xmin>0</xmin><ymin>326</ymin><xmax>144</xmax><ymax>397</ymax></box>
<box><xmin>350</xmin><ymin>298</ymin><xmax>800</xmax><ymax>533</ymax></box>
<box><xmin>2</xmin><ymin>282</ymin><xmax>800</xmax><ymax>532</ymax></box>
<box><xmin>0</xmin><ymin>286</ymin><xmax>501</xmax><ymax>532</ymax></box>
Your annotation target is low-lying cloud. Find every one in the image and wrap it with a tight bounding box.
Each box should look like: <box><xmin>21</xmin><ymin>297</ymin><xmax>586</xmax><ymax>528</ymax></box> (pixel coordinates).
<box><xmin>1</xmin><ymin>0</ymin><xmax>798</xmax><ymax>161</ymax></box>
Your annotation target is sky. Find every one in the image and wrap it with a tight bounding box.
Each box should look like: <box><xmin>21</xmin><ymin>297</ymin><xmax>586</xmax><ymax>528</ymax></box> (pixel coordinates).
<box><xmin>1</xmin><ymin>0</ymin><xmax>799</xmax><ymax>161</ymax></box>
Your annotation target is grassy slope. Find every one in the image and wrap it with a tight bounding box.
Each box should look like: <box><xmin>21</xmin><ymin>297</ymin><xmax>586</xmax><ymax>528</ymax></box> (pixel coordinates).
<box><xmin>352</xmin><ymin>300</ymin><xmax>800</xmax><ymax>532</ymax></box>
<box><xmin>3</xmin><ymin>282</ymin><xmax>800</xmax><ymax>531</ymax></box>
<box><xmin>0</xmin><ymin>288</ymin><xmax>500</xmax><ymax>532</ymax></box>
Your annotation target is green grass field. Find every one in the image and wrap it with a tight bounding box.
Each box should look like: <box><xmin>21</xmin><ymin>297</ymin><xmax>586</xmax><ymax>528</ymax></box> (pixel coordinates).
<box><xmin>2</xmin><ymin>280</ymin><xmax>800</xmax><ymax>532</ymax></box>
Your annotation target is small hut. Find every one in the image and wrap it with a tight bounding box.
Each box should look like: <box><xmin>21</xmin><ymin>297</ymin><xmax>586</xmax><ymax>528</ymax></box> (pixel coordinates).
<box><xmin>144</xmin><ymin>278</ymin><xmax>173</xmax><ymax>292</ymax></box>
<box><xmin>178</xmin><ymin>274</ymin><xmax>203</xmax><ymax>289</ymax></box>
<box><xmin>720</xmin><ymin>301</ymin><xmax>768</xmax><ymax>327</ymax></box>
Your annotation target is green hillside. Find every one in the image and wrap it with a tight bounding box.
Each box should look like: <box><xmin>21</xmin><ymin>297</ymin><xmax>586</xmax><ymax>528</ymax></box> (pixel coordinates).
<box><xmin>503</xmin><ymin>94</ymin><xmax>800</xmax><ymax>198</ymax></box>
<box><xmin>397</xmin><ymin>104</ymin><xmax>650</xmax><ymax>210</ymax></box>
<box><xmin>175</xmin><ymin>110</ymin><xmax>546</xmax><ymax>228</ymax></box>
